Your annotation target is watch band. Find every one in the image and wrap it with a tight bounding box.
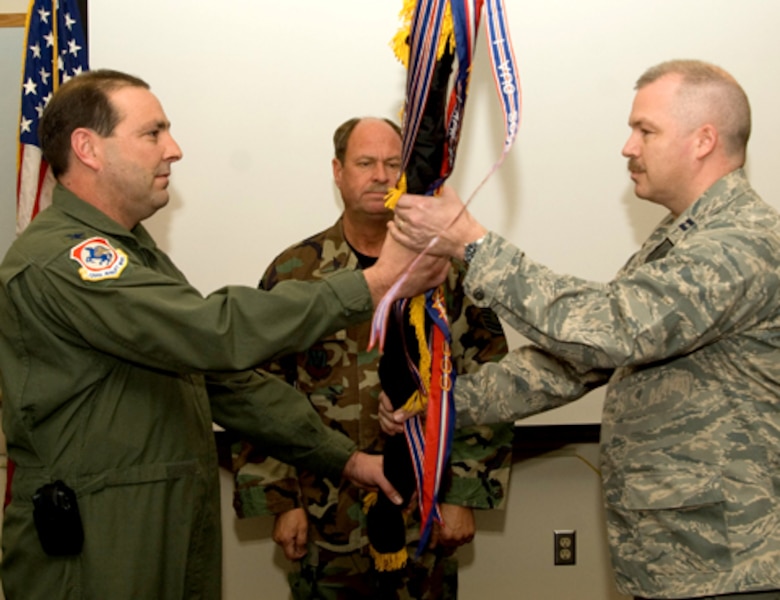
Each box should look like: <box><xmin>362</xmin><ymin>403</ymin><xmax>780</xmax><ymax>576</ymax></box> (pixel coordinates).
<box><xmin>463</xmin><ymin>235</ymin><xmax>485</xmax><ymax>265</ymax></box>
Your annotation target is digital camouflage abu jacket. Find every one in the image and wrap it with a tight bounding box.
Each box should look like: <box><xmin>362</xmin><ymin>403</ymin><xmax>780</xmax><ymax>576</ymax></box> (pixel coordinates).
<box><xmin>454</xmin><ymin>170</ymin><xmax>780</xmax><ymax>599</ymax></box>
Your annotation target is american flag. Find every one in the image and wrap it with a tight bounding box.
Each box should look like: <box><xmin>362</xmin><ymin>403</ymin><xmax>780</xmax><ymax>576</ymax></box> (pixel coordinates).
<box><xmin>6</xmin><ymin>0</ymin><xmax>88</xmax><ymax>512</ymax></box>
<box><xmin>17</xmin><ymin>0</ymin><xmax>88</xmax><ymax>234</ymax></box>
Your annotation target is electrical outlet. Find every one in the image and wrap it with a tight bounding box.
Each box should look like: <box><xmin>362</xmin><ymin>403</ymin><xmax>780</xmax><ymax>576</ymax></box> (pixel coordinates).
<box><xmin>554</xmin><ymin>530</ymin><xmax>576</xmax><ymax>565</ymax></box>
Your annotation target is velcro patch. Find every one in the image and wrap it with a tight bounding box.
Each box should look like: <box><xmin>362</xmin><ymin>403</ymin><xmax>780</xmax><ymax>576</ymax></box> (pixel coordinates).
<box><xmin>69</xmin><ymin>237</ymin><xmax>129</xmax><ymax>281</ymax></box>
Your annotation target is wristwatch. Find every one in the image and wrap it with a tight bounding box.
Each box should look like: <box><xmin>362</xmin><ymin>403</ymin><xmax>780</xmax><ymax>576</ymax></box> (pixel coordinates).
<box><xmin>463</xmin><ymin>235</ymin><xmax>485</xmax><ymax>265</ymax></box>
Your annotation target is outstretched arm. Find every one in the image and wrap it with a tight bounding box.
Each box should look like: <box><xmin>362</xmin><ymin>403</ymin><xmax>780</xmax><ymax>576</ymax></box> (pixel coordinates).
<box><xmin>208</xmin><ymin>370</ymin><xmax>401</xmax><ymax>505</ymax></box>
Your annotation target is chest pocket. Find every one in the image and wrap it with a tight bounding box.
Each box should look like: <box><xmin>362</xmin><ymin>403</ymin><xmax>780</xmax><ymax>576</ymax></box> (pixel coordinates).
<box><xmin>609</xmin><ymin>468</ymin><xmax>732</xmax><ymax>578</ymax></box>
<box><xmin>298</xmin><ymin>329</ymin><xmax>350</xmax><ymax>390</ymax></box>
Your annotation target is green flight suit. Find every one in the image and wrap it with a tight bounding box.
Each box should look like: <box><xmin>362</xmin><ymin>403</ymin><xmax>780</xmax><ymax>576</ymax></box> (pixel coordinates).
<box><xmin>0</xmin><ymin>185</ymin><xmax>375</xmax><ymax>599</ymax></box>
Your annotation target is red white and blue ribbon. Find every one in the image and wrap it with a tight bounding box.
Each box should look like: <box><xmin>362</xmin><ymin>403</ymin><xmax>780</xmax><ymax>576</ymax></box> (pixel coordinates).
<box><xmin>370</xmin><ymin>0</ymin><xmax>520</xmax><ymax>552</ymax></box>
<box><xmin>369</xmin><ymin>0</ymin><xmax>520</xmax><ymax>351</ymax></box>
<box><xmin>418</xmin><ymin>289</ymin><xmax>455</xmax><ymax>549</ymax></box>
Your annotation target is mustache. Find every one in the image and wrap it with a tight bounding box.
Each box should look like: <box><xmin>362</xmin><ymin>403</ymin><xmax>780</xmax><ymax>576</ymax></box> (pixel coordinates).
<box><xmin>367</xmin><ymin>186</ymin><xmax>391</xmax><ymax>194</ymax></box>
<box><xmin>627</xmin><ymin>159</ymin><xmax>644</xmax><ymax>174</ymax></box>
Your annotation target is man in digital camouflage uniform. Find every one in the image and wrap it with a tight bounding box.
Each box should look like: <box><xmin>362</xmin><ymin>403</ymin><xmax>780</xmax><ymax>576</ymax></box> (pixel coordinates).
<box><xmin>227</xmin><ymin>117</ymin><xmax>513</xmax><ymax>599</ymax></box>
<box><xmin>386</xmin><ymin>60</ymin><xmax>780</xmax><ymax>600</ymax></box>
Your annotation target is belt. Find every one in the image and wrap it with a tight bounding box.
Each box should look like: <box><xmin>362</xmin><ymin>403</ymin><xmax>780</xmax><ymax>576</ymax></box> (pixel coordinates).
<box><xmin>9</xmin><ymin>460</ymin><xmax>204</xmax><ymax>501</ymax></box>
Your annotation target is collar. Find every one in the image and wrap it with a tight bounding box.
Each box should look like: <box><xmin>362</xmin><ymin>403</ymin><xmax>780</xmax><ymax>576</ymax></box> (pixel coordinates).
<box><xmin>333</xmin><ymin>216</ymin><xmax>361</xmax><ymax>270</ymax></box>
<box><xmin>52</xmin><ymin>184</ymin><xmax>158</xmax><ymax>251</ymax></box>
<box><xmin>633</xmin><ymin>169</ymin><xmax>750</xmax><ymax>266</ymax></box>
<box><xmin>669</xmin><ymin>168</ymin><xmax>750</xmax><ymax>239</ymax></box>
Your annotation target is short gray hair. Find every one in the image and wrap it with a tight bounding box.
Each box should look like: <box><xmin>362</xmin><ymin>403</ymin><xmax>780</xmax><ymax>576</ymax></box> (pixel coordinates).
<box><xmin>636</xmin><ymin>59</ymin><xmax>751</xmax><ymax>159</ymax></box>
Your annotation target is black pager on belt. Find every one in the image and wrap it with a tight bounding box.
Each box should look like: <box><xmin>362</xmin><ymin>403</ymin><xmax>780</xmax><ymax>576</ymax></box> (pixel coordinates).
<box><xmin>32</xmin><ymin>480</ymin><xmax>84</xmax><ymax>556</ymax></box>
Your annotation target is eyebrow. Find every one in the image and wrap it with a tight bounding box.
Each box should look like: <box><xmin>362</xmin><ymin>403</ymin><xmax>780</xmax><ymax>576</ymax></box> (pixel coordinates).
<box><xmin>354</xmin><ymin>154</ymin><xmax>402</xmax><ymax>161</ymax></box>
<box><xmin>137</xmin><ymin>119</ymin><xmax>171</xmax><ymax>131</ymax></box>
<box><xmin>629</xmin><ymin>117</ymin><xmax>656</xmax><ymax>129</ymax></box>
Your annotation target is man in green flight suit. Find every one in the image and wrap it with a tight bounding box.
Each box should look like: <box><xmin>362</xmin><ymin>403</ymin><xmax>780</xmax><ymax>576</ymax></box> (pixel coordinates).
<box><xmin>0</xmin><ymin>70</ymin><xmax>447</xmax><ymax>600</ymax></box>
<box><xmin>226</xmin><ymin>117</ymin><xmax>514</xmax><ymax>599</ymax></box>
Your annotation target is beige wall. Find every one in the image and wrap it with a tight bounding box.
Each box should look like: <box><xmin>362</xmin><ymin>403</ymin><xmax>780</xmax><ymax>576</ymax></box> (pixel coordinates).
<box><xmin>87</xmin><ymin>0</ymin><xmax>780</xmax><ymax>428</ymax></box>
<box><xmin>0</xmin><ymin>13</ymin><xmax>626</xmax><ymax>595</ymax></box>
<box><xmin>0</xmin><ymin>9</ymin><xmax>22</xmax><ymax>259</ymax></box>
<box><xmin>0</xmin><ymin>400</ymin><xmax>4</xmax><ymax>600</ymax></box>
<box><xmin>220</xmin><ymin>442</ymin><xmax>630</xmax><ymax>600</ymax></box>
<box><xmin>3</xmin><ymin>2</ymin><xmax>780</xmax><ymax>598</ymax></box>
<box><xmin>0</xmin><ymin>1</ymin><xmax>27</xmax><ymax>13</ymax></box>
<box><xmin>0</xmin><ymin>9</ymin><xmax>19</xmax><ymax>597</ymax></box>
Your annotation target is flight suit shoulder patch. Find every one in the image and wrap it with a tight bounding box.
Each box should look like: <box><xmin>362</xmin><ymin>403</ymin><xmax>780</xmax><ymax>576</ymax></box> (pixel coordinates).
<box><xmin>69</xmin><ymin>236</ymin><xmax>129</xmax><ymax>282</ymax></box>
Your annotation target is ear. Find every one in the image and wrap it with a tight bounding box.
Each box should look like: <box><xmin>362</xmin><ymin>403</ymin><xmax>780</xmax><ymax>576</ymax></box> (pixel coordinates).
<box><xmin>332</xmin><ymin>157</ymin><xmax>343</xmax><ymax>185</ymax></box>
<box><xmin>70</xmin><ymin>128</ymin><xmax>102</xmax><ymax>171</ymax></box>
<box><xmin>694</xmin><ymin>123</ymin><xmax>718</xmax><ymax>159</ymax></box>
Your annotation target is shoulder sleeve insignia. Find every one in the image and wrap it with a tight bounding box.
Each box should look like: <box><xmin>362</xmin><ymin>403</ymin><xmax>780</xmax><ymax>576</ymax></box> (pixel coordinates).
<box><xmin>69</xmin><ymin>237</ymin><xmax>129</xmax><ymax>282</ymax></box>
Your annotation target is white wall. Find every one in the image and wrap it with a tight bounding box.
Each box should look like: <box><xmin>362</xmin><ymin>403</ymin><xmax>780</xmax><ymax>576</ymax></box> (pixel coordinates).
<box><xmin>86</xmin><ymin>0</ymin><xmax>780</xmax><ymax>426</ymax></box>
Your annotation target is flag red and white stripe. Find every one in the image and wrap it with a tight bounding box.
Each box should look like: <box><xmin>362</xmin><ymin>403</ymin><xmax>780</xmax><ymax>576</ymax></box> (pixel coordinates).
<box><xmin>17</xmin><ymin>0</ymin><xmax>88</xmax><ymax>233</ymax></box>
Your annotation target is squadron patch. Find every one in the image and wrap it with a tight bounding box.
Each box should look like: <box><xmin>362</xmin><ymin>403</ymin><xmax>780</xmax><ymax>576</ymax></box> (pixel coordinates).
<box><xmin>69</xmin><ymin>237</ymin><xmax>129</xmax><ymax>282</ymax></box>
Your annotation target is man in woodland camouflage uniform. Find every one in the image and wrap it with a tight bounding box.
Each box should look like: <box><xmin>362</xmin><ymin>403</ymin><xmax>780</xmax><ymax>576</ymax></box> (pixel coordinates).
<box><xmin>385</xmin><ymin>60</ymin><xmax>780</xmax><ymax>600</ymax></box>
<box><xmin>227</xmin><ymin>117</ymin><xmax>513</xmax><ymax>599</ymax></box>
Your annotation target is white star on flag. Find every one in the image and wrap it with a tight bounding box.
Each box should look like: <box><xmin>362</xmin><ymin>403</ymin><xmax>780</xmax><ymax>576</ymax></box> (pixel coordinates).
<box><xmin>67</xmin><ymin>38</ymin><xmax>81</xmax><ymax>57</ymax></box>
<box><xmin>22</xmin><ymin>78</ymin><xmax>37</xmax><ymax>96</ymax></box>
<box><xmin>17</xmin><ymin>0</ymin><xmax>89</xmax><ymax>234</ymax></box>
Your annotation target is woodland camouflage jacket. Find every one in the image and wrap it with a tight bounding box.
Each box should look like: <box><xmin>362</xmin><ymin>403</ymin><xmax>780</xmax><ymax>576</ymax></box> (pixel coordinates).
<box><xmin>227</xmin><ymin>218</ymin><xmax>514</xmax><ymax>553</ymax></box>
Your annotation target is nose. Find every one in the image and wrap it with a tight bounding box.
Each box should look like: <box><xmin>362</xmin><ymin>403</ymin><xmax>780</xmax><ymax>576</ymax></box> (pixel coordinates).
<box><xmin>165</xmin><ymin>132</ymin><xmax>183</xmax><ymax>162</ymax></box>
<box><xmin>621</xmin><ymin>131</ymin><xmax>638</xmax><ymax>158</ymax></box>
<box><xmin>373</xmin><ymin>162</ymin><xmax>390</xmax><ymax>182</ymax></box>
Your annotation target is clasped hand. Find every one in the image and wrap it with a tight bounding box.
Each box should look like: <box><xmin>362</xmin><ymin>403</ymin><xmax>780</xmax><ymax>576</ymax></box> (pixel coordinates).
<box><xmin>377</xmin><ymin>390</ymin><xmax>413</xmax><ymax>436</ymax></box>
<box><xmin>389</xmin><ymin>186</ymin><xmax>487</xmax><ymax>259</ymax></box>
<box><xmin>376</xmin><ymin>392</ymin><xmax>476</xmax><ymax>548</ymax></box>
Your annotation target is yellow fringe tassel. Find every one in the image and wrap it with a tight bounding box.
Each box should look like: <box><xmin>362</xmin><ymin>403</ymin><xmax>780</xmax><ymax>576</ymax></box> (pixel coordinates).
<box><xmin>363</xmin><ymin>491</ymin><xmax>378</xmax><ymax>513</ymax></box>
<box><xmin>409</xmin><ymin>295</ymin><xmax>431</xmax><ymax>392</ymax></box>
<box><xmin>370</xmin><ymin>544</ymin><xmax>409</xmax><ymax>572</ymax></box>
<box><xmin>390</xmin><ymin>0</ymin><xmax>456</xmax><ymax>69</ymax></box>
<box><xmin>384</xmin><ymin>172</ymin><xmax>407</xmax><ymax>210</ymax></box>
<box><xmin>402</xmin><ymin>389</ymin><xmax>427</xmax><ymax>413</ymax></box>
